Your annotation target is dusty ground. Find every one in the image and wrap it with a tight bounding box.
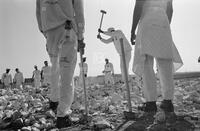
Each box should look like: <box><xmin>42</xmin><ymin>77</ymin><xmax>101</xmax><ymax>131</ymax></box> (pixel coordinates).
<box><xmin>0</xmin><ymin>77</ymin><xmax>200</xmax><ymax>131</ymax></box>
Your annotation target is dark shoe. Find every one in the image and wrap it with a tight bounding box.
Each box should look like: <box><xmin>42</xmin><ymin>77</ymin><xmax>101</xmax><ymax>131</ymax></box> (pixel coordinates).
<box><xmin>56</xmin><ymin>115</ymin><xmax>72</xmax><ymax>129</ymax></box>
<box><xmin>153</xmin><ymin>111</ymin><xmax>177</xmax><ymax>126</ymax></box>
<box><xmin>165</xmin><ymin>112</ymin><xmax>177</xmax><ymax>125</ymax></box>
<box><xmin>49</xmin><ymin>101</ymin><xmax>58</xmax><ymax>113</ymax></box>
<box><xmin>136</xmin><ymin>101</ymin><xmax>157</xmax><ymax>125</ymax></box>
<box><xmin>123</xmin><ymin>111</ymin><xmax>136</xmax><ymax>120</ymax></box>
<box><xmin>137</xmin><ymin>112</ymin><xmax>156</xmax><ymax>122</ymax></box>
<box><xmin>138</xmin><ymin>103</ymin><xmax>147</xmax><ymax>111</ymax></box>
<box><xmin>160</xmin><ymin>100</ymin><xmax>174</xmax><ymax>112</ymax></box>
<box><xmin>138</xmin><ymin>101</ymin><xmax>157</xmax><ymax>112</ymax></box>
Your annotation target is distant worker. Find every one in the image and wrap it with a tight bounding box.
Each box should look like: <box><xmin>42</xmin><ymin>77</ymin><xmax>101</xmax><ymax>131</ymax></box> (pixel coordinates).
<box><xmin>32</xmin><ymin>65</ymin><xmax>41</xmax><ymax>88</ymax></box>
<box><xmin>103</xmin><ymin>58</ymin><xmax>114</xmax><ymax>86</ymax></box>
<box><xmin>98</xmin><ymin>27</ymin><xmax>132</xmax><ymax>82</ymax></box>
<box><xmin>41</xmin><ymin>61</ymin><xmax>51</xmax><ymax>87</ymax></box>
<box><xmin>79</xmin><ymin>57</ymin><xmax>88</xmax><ymax>86</ymax></box>
<box><xmin>1</xmin><ymin>68</ymin><xmax>12</xmax><ymax>89</ymax></box>
<box><xmin>13</xmin><ymin>68</ymin><xmax>24</xmax><ymax>89</ymax></box>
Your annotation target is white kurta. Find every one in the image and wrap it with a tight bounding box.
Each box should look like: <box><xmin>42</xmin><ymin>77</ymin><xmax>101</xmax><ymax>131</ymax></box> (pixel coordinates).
<box><xmin>41</xmin><ymin>66</ymin><xmax>51</xmax><ymax>86</ymax></box>
<box><xmin>133</xmin><ymin>0</ymin><xmax>183</xmax><ymax>76</ymax></box>
<box><xmin>33</xmin><ymin>70</ymin><xmax>41</xmax><ymax>88</ymax></box>
<box><xmin>14</xmin><ymin>72</ymin><xmax>24</xmax><ymax>87</ymax></box>
<box><xmin>1</xmin><ymin>73</ymin><xmax>12</xmax><ymax>87</ymax></box>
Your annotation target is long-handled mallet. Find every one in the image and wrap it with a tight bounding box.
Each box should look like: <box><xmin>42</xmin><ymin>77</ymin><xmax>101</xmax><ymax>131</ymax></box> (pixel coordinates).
<box><xmin>119</xmin><ymin>38</ymin><xmax>132</xmax><ymax>114</ymax></box>
<box><xmin>79</xmin><ymin>49</ymin><xmax>88</xmax><ymax>117</ymax></box>
<box><xmin>98</xmin><ymin>10</ymin><xmax>107</xmax><ymax>35</ymax></box>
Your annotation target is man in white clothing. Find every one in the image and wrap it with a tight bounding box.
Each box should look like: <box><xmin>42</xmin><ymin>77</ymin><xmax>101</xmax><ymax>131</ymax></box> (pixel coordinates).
<box><xmin>36</xmin><ymin>0</ymin><xmax>85</xmax><ymax>128</ymax></box>
<box><xmin>102</xmin><ymin>58</ymin><xmax>114</xmax><ymax>86</ymax></box>
<box><xmin>13</xmin><ymin>68</ymin><xmax>24</xmax><ymax>89</ymax></box>
<box><xmin>1</xmin><ymin>69</ymin><xmax>12</xmax><ymax>89</ymax></box>
<box><xmin>41</xmin><ymin>61</ymin><xmax>51</xmax><ymax>87</ymax></box>
<box><xmin>98</xmin><ymin>27</ymin><xmax>132</xmax><ymax>82</ymax></box>
<box><xmin>32</xmin><ymin>65</ymin><xmax>41</xmax><ymax>88</ymax></box>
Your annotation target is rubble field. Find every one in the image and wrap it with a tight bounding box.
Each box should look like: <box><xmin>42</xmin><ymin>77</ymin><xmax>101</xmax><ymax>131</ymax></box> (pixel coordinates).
<box><xmin>0</xmin><ymin>77</ymin><xmax>200</xmax><ymax>131</ymax></box>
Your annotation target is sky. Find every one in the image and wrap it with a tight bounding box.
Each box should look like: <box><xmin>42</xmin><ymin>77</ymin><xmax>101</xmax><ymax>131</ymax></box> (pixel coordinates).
<box><xmin>0</xmin><ymin>0</ymin><xmax>200</xmax><ymax>78</ymax></box>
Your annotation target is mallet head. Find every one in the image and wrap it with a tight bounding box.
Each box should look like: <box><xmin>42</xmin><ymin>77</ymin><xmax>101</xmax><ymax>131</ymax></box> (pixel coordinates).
<box><xmin>100</xmin><ymin>10</ymin><xmax>107</xmax><ymax>14</ymax></box>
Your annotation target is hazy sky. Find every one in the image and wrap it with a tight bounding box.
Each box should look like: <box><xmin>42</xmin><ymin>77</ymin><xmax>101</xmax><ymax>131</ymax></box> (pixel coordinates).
<box><xmin>0</xmin><ymin>0</ymin><xmax>200</xmax><ymax>78</ymax></box>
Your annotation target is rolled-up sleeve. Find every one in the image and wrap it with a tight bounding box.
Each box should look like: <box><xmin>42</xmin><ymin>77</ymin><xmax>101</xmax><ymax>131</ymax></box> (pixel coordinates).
<box><xmin>73</xmin><ymin>0</ymin><xmax>85</xmax><ymax>40</ymax></box>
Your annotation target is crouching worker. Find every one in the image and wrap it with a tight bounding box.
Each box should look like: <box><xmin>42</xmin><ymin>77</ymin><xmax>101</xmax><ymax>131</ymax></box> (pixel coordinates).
<box><xmin>36</xmin><ymin>0</ymin><xmax>85</xmax><ymax>129</ymax></box>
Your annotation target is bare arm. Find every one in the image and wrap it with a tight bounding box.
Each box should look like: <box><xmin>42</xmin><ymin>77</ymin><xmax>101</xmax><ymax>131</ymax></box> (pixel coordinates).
<box><xmin>131</xmin><ymin>0</ymin><xmax>146</xmax><ymax>35</ymax></box>
<box><xmin>36</xmin><ymin>0</ymin><xmax>42</xmax><ymax>32</ymax></box>
<box><xmin>166</xmin><ymin>0</ymin><xmax>173</xmax><ymax>24</ymax></box>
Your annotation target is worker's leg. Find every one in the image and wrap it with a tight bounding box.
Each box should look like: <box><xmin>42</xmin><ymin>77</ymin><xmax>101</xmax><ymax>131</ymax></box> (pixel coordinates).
<box><xmin>57</xmin><ymin>29</ymin><xmax>77</xmax><ymax>117</ymax></box>
<box><xmin>156</xmin><ymin>58</ymin><xmax>174</xmax><ymax>112</ymax></box>
<box><xmin>142</xmin><ymin>55</ymin><xmax>157</xmax><ymax>102</ymax></box>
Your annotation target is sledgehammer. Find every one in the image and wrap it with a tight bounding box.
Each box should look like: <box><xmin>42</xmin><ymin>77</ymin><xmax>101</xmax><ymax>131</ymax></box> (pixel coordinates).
<box><xmin>98</xmin><ymin>10</ymin><xmax>107</xmax><ymax>35</ymax></box>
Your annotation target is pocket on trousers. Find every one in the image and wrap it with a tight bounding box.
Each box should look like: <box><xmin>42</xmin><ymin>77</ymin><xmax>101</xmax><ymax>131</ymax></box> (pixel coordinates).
<box><xmin>60</xmin><ymin>43</ymin><xmax>76</xmax><ymax>64</ymax></box>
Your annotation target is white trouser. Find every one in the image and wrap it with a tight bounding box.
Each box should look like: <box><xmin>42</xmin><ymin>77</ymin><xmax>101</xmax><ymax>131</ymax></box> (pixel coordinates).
<box><xmin>15</xmin><ymin>82</ymin><xmax>23</xmax><ymax>89</ymax></box>
<box><xmin>120</xmin><ymin>51</ymin><xmax>131</xmax><ymax>82</ymax></box>
<box><xmin>43</xmin><ymin>75</ymin><xmax>51</xmax><ymax>86</ymax></box>
<box><xmin>34</xmin><ymin>78</ymin><xmax>41</xmax><ymax>88</ymax></box>
<box><xmin>49</xmin><ymin>57</ymin><xmax>60</xmax><ymax>102</ymax></box>
<box><xmin>142</xmin><ymin>55</ymin><xmax>174</xmax><ymax>102</ymax></box>
<box><xmin>47</xmin><ymin>25</ymin><xmax>77</xmax><ymax>117</ymax></box>
<box><xmin>3</xmin><ymin>83</ymin><xmax>11</xmax><ymax>89</ymax></box>
<box><xmin>104</xmin><ymin>72</ymin><xmax>114</xmax><ymax>85</ymax></box>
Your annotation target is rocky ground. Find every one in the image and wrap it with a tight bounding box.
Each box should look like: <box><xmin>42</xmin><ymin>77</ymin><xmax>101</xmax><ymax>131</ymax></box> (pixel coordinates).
<box><xmin>0</xmin><ymin>77</ymin><xmax>200</xmax><ymax>131</ymax></box>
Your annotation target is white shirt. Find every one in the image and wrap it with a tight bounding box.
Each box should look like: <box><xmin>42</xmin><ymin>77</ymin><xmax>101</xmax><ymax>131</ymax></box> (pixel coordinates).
<box><xmin>1</xmin><ymin>73</ymin><xmax>12</xmax><ymax>86</ymax></box>
<box><xmin>104</xmin><ymin>30</ymin><xmax>132</xmax><ymax>55</ymax></box>
<box><xmin>33</xmin><ymin>70</ymin><xmax>41</xmax><ymax>80</ymax></box>
<box><xmin>104</xmin><ymin>62</ymin><xmax>114</xmax><ymax>73</ymax></box>
<box><xmin>14</xmin><ymin>72</ymin><xmax>24</xmax><ymax>85</ymax></box>
<box><xmin>41</xmin><ymin>66</ymin><xmax>51</xmax><ymax>77</ymax></box>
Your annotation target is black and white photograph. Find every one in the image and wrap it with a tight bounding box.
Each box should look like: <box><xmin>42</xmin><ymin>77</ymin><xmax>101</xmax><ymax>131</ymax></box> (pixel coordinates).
<box><xmin>0</xmin><ymin>0</ymin><xmax>200</xmax><ymax>130</ymax></box>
